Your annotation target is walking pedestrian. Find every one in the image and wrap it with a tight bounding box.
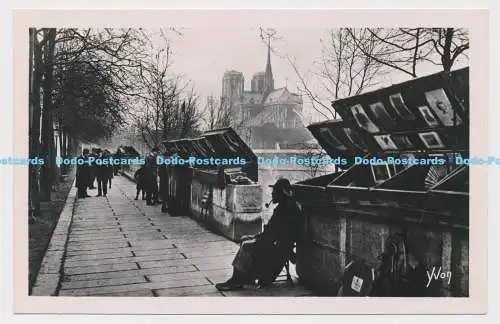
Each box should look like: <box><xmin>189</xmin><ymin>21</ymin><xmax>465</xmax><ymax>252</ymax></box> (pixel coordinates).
<box><xmin>144</xmin><ymin>148</ymin><xmax>160</xmax><ymax>205</ymax></box>
<box><xmin>76</xmin><ymin>148</ymin><xmax>91</xmax><ymax>198</ymax></box>
<box><xmin>96</xmin><ymin>150</ymin><xmax>113</xmax><ymax>197</ymax></box>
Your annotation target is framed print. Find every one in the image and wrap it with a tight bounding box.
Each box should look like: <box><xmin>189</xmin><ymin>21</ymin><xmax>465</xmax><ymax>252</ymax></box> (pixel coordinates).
<box><xmin>369</xmin><ymin>101</ymin><xmax>396</xmax><ymax>129</ymax></box>
<box><xmin>389</xmin><ymin>93</ymin><xmax>416</xmax><ymax>120</ymax></box>
<box><xmin>418</xmin><ymin>105</ymin><xmax>440</xmax><ymax>127</ymax></box>
<box><xmin>373</xmin><ymin>134</ymin><xmax>398</xmax><ymax>150</ymax></box>
<box><xmin>425</xmin><ymin>88</ymin><xmax>463</xmax><ymax>126</ymax></box>
<box><xmin>391</xmin><ymin>135</ymin><xmax>414</xmax><ymax>149</ymax></box>
<box><xmin>319</xmin><ymin>127</ymin><xmax>348</xmax><ymax>151</ymax></box>
<box><xmin>418</xmin><ymin>131</ymin><xmax>446</xmax><ymax>149</ymax></box>
<box><xmin>371</xmin><ymin>163</ymin><xmax>391</xmax><ymax>184</ymax></box>
<box><xmin>350</xmin><ymin>104</ymin><xmax>380</xmax><ymax>133</ymax></box>
<box><xmin>342</xmin><ymin>127</ymin><xmax>369</xmax><ymax>152</ymax></box>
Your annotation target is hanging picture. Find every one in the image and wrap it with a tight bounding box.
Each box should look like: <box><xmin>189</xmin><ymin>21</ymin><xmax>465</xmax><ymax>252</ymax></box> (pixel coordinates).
<box><xmin>371</xmin><ymin>164</ymin><xmax>391</xmax><ymax>184</ymax></box>
<box><xmin>342</xmin><ymin>128</ymin><xmax>369</xmax><ymax>152</ymax></box>
<box><xmin>350</xmin><ymin>104</ymin><xmax>380</xmax><ymax>133</ymax></box>
<box><xmin>391</xmin><ymin>135</ymin><xmax>414</xmax><ymax>149</ymax></box>
<box><xmin>373</xmin><ymin>134</ymin><xmax>398</xmax><ymax>150</ymax></box>
<box><xmin>369</xmin><ymin>102</ymin><xmax>396</xmax><ymax>129</ymax></box>
<box><xmin>417</xmin><ymin>105</ymin><xmax>440</xmax><ymax>127</ymax></box>
<box><xmin>424</xmin><ymin>88</ymin><xmax>462</xmax><ymax>126</ymax></box>
<box><xmin>319</xmin><ymin>127</ymin><xmax>347</xmax><ymax>151</ymax></box>
<box><xmin>389</xmin><ymin>93</ymin><xmax>416</xmax><ymax>121</ymax></box>
<box><xmin>418</xmin><ymin>131</ymin><xmax>445</xmax><ymax>149</ymax></box>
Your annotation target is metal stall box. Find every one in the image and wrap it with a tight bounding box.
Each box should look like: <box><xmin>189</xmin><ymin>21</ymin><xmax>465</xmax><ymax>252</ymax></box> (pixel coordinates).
<box><xmin>293</xmin><ymin>67</ymin><xmax>469</xmax><ymax>297</ymax></box>
<box><xmin>163</xmin><ymin>127</ymin><xmax>263</xmax><ymax>242</ymax></box>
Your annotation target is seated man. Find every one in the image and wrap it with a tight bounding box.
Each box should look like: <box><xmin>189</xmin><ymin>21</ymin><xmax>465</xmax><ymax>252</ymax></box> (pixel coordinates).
<box><xmin>215</xmin><ymin>178</ymin><xmax>302</xmax><ymax>291</ymax></box>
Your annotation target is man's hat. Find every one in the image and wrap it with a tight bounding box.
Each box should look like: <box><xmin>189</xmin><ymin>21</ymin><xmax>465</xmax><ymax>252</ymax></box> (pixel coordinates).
<box><xmin>269</xmin><ymin>178</ymin><xmax>293</xmax><ymax>196</ymax></box>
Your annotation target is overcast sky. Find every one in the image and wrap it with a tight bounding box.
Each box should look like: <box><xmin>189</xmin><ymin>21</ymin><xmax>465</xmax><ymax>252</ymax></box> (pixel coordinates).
<box><xmin>166</xmin><ymin>27</ymin><xmax>469</xmax><ymax>122</ymax></box>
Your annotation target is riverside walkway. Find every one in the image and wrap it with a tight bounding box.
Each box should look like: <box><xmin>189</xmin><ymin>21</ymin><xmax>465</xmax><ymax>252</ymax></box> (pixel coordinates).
<box><xmin>33</xmin><ymin>175</ymin><xmax>313</xmax><ymax>297</ymax></box>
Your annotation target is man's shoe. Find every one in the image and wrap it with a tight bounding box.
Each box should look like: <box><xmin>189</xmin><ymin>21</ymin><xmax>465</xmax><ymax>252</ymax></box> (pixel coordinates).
<box><xmin>215</xmin><ymin>278</ymin><xmax>243</xmax><ymax>291</ymax></box>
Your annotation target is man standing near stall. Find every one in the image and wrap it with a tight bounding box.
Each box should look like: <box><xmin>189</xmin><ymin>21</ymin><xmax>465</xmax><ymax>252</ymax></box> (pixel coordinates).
<box><xmin>75</xmin><ymin>148</ymin><xmax>91</xmax><ymax>198</ymax></box>
<box><xmin>144</xmin><ymin>147</ymin><xmax>160</xmax><ymax>205</ymax></box>
<box><xmin>158</xmin><ymin>147</ymin><xmax>171</xmax><ymax>213</ymax></box>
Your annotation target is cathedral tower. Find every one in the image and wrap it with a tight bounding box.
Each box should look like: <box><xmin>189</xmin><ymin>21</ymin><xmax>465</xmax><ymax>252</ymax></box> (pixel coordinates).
<box><xmin>262</xmin><ymin>37</ymin><xmax>274</xmax><ymax>97</ymax></box>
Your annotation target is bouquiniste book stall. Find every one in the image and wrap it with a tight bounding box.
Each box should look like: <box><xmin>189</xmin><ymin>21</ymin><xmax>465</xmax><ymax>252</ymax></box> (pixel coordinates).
<box><xmin>293</xmin><ymin>67</ymin><xmax>469</xmax><ymax>297</ymax></box>
<box><xmin>162</xmin><ymin>127</ymin><xmax>263</xmax><ymax>241</ymax></box>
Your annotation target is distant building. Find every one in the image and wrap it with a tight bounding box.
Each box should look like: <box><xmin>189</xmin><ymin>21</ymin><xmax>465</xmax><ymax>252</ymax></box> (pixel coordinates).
<box><xmin>220</xmin><ymin>41</ymin><xmax>312</xmax><ymax>149</ymax></box>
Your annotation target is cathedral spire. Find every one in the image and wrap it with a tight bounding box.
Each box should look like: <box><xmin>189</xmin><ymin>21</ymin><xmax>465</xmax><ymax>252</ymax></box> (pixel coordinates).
<box><xmin>264</xmin><ymin>35</ymin><xmax>274</xmax><ymax>95</ymax></box>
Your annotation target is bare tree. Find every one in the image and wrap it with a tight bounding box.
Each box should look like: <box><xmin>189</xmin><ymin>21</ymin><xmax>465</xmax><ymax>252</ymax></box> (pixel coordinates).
<box><xmin>258</xmin><ymin>27</ymin><xmax>385</xmax><ymax>121</ymax></box>
<box><xmin>346</xmin><ymin>28</ymin><xmax>469</xmax><ymax>77</ymax></box>
<box><xmin>28</xmin><ymin>27</ymin><xmax>157</xmax><ymax>218</ymax></box>
<box><xmin>133</xmin><ymin>38</ymin><xmax>202</xmax><ymax>149</ymax></box>
<box><xmin>135</xmin><ymin>43</ymin><xmax>180</xmax><ymax>149</ymax></box>
<box><xmin>175</xmin><ymin>86</ymin><xmax>202</xmax><ymax>139</ymax></box>
<box><xmin>202</xmin><ymin>95</ymin><xmax>232</xmax><ymax>131</ymax></box>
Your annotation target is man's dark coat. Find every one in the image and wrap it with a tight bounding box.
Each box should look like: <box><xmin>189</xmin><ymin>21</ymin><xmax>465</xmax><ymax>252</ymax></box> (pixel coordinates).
<box><xmin>232</xmin><ymin>196</ymin><xmax>303</xmax><ymax>285</ymax></box>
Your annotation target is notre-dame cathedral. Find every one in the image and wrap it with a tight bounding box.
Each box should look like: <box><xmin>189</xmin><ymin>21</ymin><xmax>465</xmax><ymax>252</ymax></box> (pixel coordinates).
<box><xmin>220</xmin><ymin>41</ymin><xmax>312</xmax><ymax>149</ymax></box>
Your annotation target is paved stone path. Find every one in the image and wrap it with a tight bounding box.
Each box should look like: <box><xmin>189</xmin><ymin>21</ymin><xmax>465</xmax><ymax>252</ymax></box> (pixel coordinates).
<box><xmin>56</xmin><ymin>175</ymin><xmax>313</xmax><ymax>297</ymax></box>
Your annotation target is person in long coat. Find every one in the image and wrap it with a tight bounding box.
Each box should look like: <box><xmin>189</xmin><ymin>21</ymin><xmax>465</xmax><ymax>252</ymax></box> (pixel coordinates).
<box><xmin>96</xmin><ymin>150</ymin><xmax>114</xmax><ymax>197</ymax></box>
<box><xmin>144</xmin><ymin>148</ymin><xmax>160</xmax><ymax>205</ymax></box>
<box><xmin>75</xmin><ymin>148</ymin><xmax>91</xmax><ymax>198</ymax></box>
<box><xmin>88</xmin><ymin>148</ymin><xmax>99</xmax><ymax>189</ymax></box>
<box><xmin>158</xmin><ymin>150</ymin><xmax>170</xmax><ymax>213</ymax></box>
<box><xmin>215</xmin><ymin>178</ymin><xmax>303</xmax><ymax>291</ymax></box>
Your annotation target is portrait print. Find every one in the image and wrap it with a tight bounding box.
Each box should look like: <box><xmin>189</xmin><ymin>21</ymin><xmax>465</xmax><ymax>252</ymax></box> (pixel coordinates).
<box><xmin>389</xmin><ymin>93</ymin><xmax>416</xmax><ymax>121</ymax></box>
<box><xmin>350</xmin><ymin>104</ymin><xmax>380</xmax><ymax>133</ymax></box>
<box><xmin>391</xmin><ymin>135</ymin><xmax>414</xmax><ymax>149</ymax></box>
<box><xmin>343</xmin><ymin>127</ymin><xmax>369</xmax><ymax>152</ymax></box>
<box><xmin>418</xmin><ymin>131</ymin><xmax>445</xmax><ymax>149</ymax></box>
<box><xmin>319</xmin><ymin>127</ymin><xmax>347</xmax><ymax>151</ymax></box>
<box><xmin>373</xmin><ymin>134</ymin><xmax>398</xmax><ymax>150</ymax></box>
<box><xmin>369</xmin><ymin>102</ymin><xmax>396</xmax><ymax>129</ymax></box>
<box><xmin>371</xmin><ymin>164</ymin><xmax>391</xmax><ymax>184</ymax></box>
<box><xmin>418</xmin><ymin>105</ymin><xmax>440</xmax><ymax>127</ymax></box>
<box><xmin>425</xmin><ymin>88</ymin><xmax>463</xmax><ymax>126</ymax></box>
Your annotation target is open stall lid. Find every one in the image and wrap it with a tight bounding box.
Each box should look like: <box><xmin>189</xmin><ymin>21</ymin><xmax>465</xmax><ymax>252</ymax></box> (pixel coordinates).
<box><xmin>201</xmin><ymin>127</ymin><xmax>258</xmax><ymax>165</ymax></box>
<box><xmin>307</xmin><ymin>67</ymin><xmax>469</xmax><ymax>171</ymax></box>
<box><xmin>162</xmin><ymin>127</ymin><xmax>258</xmax><ymax>182</ymax></box>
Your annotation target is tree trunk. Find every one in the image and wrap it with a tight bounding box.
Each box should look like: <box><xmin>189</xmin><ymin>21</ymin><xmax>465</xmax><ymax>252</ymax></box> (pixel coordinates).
<box><xmin>29</xmin><ymin>28</ymin><xmax>42</xmax><ymax>219</ymax></box>
<box><xmin>441</xmin><ymin>28</ymin><xmax>454</xmax><ymax>72</ymax></box>
<box><xmin>62</xmin><ymin>131</ymin><xmax>67</xmax><ymax>157</ymax></box>
<box><xmin>39</xmin><ymin>28</ymin><xmax>57</xmax><ymax>201</ymax></box>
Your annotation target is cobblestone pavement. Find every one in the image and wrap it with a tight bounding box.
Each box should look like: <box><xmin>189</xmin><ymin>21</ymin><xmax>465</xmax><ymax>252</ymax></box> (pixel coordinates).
<box><xmin>56</xmin><ymin>175</ymin><xmax>313</xmax><ymax>297</ymax></box>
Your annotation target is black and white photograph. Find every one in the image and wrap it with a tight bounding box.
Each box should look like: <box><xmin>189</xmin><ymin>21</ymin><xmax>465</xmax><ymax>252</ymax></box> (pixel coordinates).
<box><xmin>418</xmin><ymin>105</ymin><xmax>441</xmax><ymax>127</ymax></box>
<box><xmin>342</xmin><ymin>127</ymin><xmax>369</xmax><ymax>152</ymax></box>
<box><xmin>369</xmin><ymin>101</ymin><xmax>396</xmax><ymax>129</ymax></box>
<box><xmin>418</xmin><ymin>131</ymin><xmax>446</xmax><ymax>149</ymax></box>
<box><xmin>319</xmin><ymin>127</ymin><xmax>348</xmax><ymax>151</ymax></box>
<box><xmin>350</xmin><ymin>104</ymin><xmax>381</xmax><ymax>133</ymax></box>
<box><xmin>16</xmin><ymin>9</ymin><xmax>486</xmax><ymax>314</ymax></box>
<box><xmin>373</xmin><ymin>134</ymin><xmax>399</xmax><ymax>150</ymax></box>
<box><xmin>371</xmin><ymin>164</ymin><xmax>392</xmax><ymax>184</ymax></box>
<box><xmin>391</xmin><ymin>135</ymin><xmax>414</xmax><ymax>149</ymax></box>
<box><xmin>389</xmin><ymin>93</ymin><xmax>417</xmax><ymax>121</ymax></box>
<box><xmin>425</xmin><ymin>88</ymin><xmax>463</xmax><ymax>126</ymax></box>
